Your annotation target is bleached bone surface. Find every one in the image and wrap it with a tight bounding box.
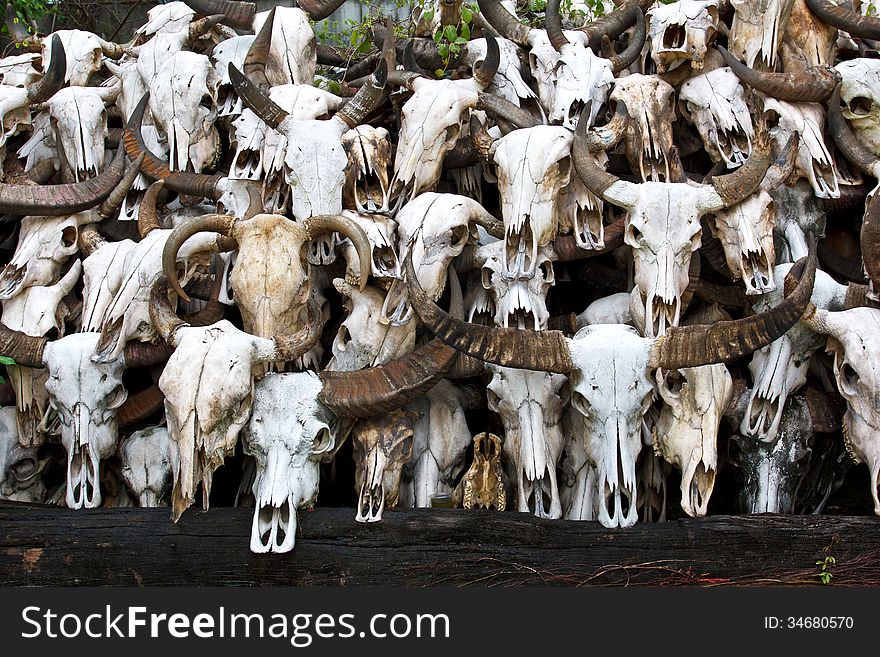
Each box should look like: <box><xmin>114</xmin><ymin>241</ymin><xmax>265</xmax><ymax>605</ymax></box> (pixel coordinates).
<box><xmin>610</xmin><ymin>74</ymin><xmax>676</xmax><ymax>181</ymax></box>
<box><xmin>0</xmin><ymin>406</ymin><xmax>46</xmax><ymax>502</ymax></box>
<box><xmin>729</xmin><ymin>0</ymin><xmax>794</xmax><ymax>67</ymax></box>
<box><xmin>836</xmin><ymin>58</ymin><xmax>880</xmax><ymax>159</ymax></box>
<box><xmin>647</xmin><ymin>0</ymin><xmax>721</xmax><ymax>73</ymax></box>
<box><xmin>48</xmin><ymin>88</ymin><xmax>109</xmax><ymax>181</ymax></box>
<box><xmin>120</xmin><ymin>425</ymin><xmax>172</xmax><ymax>507</ymax></box>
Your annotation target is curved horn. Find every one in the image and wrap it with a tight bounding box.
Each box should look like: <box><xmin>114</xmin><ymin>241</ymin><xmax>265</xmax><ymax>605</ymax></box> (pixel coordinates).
<box><xmin>579</xmin><ymin>3</ymin><xmax>640</xmax><ymax>51</ymax></box>
<box><xmin>123</xmin><ymin>341</ymin><xmax>174</xmax><ymax>367</ymax></box>
<box><xmin>650</xmin><ymin>237</ymin><xmax>818</xmax><ymax>370</ymax></box>
<box><xmin>0</xmin><ymin>326</ymin><xmax>48</xmax><ymax>369</ymax></box>
<box><xmin>718</xmin><ymin>46</ymin><xmax>840</xmax><ymax>103</ymax></box>
<box><xmin>265</xmin><ymin>298</ymin><xmax>324</xmax><ymax>362</ymax></box>
<box><xmin>335</xmin><ymin>59</ymin><xmax>388</xmax><ymax>129</ymax></box>
<box><xmin>804</xmin><ymin>0</ymin><xmax>880</xmax><ymax>40</ymax></box>
<box><xmin>27</xmin><ymin>34</ymin><xmax>64</xmax><ymax>103</ymax></box>
<box><xmin>162</xmin><ymin>214</ymin><xmax>237</xmax><ymax>302</ymax></box>
<box><xmin>404</xmin><ymin>254</ymin><xmax>574</xmax><ymax>373</ymax></box>
<box><xmin>572</xmin><ymin>111</ymin><xmax>638</xmax><ymax>207</ymax></box>
<box><xmin>608</xmin><ymin>7</ymin><xmax>646</xmax><ymax>74</ymax></box>
<box><xmin>123</xmin><ymin>94</ymin><xmax>224</xmax><ymax>199</ymax></box>
<box><xmin>243</xmin><ymin>7</ymin><xmax>273</xmax><ymax>90</ymax></box>
<box><xmin>546</xmin><ymin>0</ymin><xmax>570</xmax><ymax>51</ymax></box>
<box><xmin>828</xmin><ymin>83</ymin><xmax>880</xmax><ymax>179</ymax></box>
<box><xmin>475</xmin><ymin>92</ymin><xmax>541</xmax><ymax>128</ymax></box>
<box><xmin>295</xmin><ymin>0</ymin><xmax>347</xmax><ymax>21</ymax></box>
<box><xmin>188</xmin><ymin>13</ymin><xmax>225</xmax><ymax>38</ymax></box>
<box><xmin>137</xmin><ymin>180</ymin><xmax>164</xmax><ymax>238</ymax></box>
<box><xmin>97</xmin><ymin>37</ymin><xmax>125</xmax><ymax>60</ymax></box>
<box><xmin>477</xmin><ymin>0</ymin><xmax>532</xmax><ymax>46</ymax></box>
<box><xmin>117</xmin><ymin>384</ymin><xmax>164</xmax><ymax>428</ymax></box>
<box><xmin>183</xmin><ymin>0</ymin><xmax>256</xmax><ymax>30</ymax></box>
<box><xmin>861</xmin><ymin>195</ymin><xmax>880</xmax><ymax>294</ymax></box>
<box><xmin>228</xmin><ymin>62</ymin><xmax>289</xmax><ymax>130</ymax></box>
<box><xmin>302</xmin><ymin>214</ymin><xmax>373</xmax><ymax>291</ymax></box>
<box><xmin>98</xmin><ymin>152</ymin><xmax>144</xmax><ymax>219</ymax></box>
<box><xmin>469</xmin><ymin>114</ymin><xmax>498</xmax><ymax>161</ymax></box>
<box><xmin>0</xmin><ymin>147</ymin><xmax>129</xmax><ymax>216</ymax></box>
<box><xmin>5</xmin><ymin>3</ymin><xmax>31</xmax><ymax>43</ymax></box>
<box><xmin>473</xmin><ymin>35</ymin><xmax>501</xmax><ymax>89</ymax></box>
<box><xmin>149</xmin><ymin>278</ymin><xmax>188</xmax><ymax>345</ymax></box>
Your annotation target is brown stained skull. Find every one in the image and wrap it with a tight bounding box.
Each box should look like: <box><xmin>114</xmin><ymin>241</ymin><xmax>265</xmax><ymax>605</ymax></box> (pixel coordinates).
<box><xmin>462</xmin><ymin>432</ymin><xmax>507</xmax><ymax>510</ymax></box>
<box><xmin>342</xmin><ymin>125</ymin><xmax>393</xmax><ymax>215</ymax></box>
<box><xmin>352</xmin><ymin>409</ymin><xmax>419</xmax><ymax>523</ymax></box>
<box><xmin>610</xmin><ymin>74</ymin><xmax>676</xmax><ymax>182</ymax></box>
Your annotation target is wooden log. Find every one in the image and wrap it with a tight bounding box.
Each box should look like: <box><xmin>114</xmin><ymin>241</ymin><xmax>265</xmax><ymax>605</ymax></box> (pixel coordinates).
<box><xmin>1</xmin><ymin>502</ymin><xmax>879</xmax><ymax>586</ymax></box>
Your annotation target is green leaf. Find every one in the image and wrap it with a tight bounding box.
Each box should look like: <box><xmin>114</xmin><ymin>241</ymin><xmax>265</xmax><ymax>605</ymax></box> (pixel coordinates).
<box><xmin>433</xmin><ymin>29</ymin><xmax>443</xmax><ymax>43</ymax></box>
<box><xmin>0</xmin><ymin>356</ymin><xmax>15</xmax><ymax>365</ymax></box>
<box><xmin>423</xmin><ymin>6</ymin><xmax>435</xmax><ymax>20</ymax></box>
<box><xmin>444</xmin><ymin>25</ymin><xmax>458</xmax><ymax>42</ymax></box>
<box><xmin>435</xmin><ymin>68</ymin><xmax>446</xmax><ymax>76</ymax></box>
<box><xmin>461</xmin><ymin>6</ymin><xmax>473</xmax><ymax>23</ymax></box>
<box><xmin>438</xmin><ymin>43</ymin><xmax>449</xmax><ymax>57</ymax></box>
<box><xmin>455</xmin><ymin>36</ymin><xmax>467</xmax><ymax>44</ymax></box>
<box><xmin>461</xmin><ymin>22</ymin><xmax>471</xmax><ymax>40</ymax></box>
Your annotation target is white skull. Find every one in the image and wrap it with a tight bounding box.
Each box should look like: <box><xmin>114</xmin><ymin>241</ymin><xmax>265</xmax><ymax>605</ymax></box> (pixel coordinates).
<box><xmin>136</xmin><ymin>1</ymin><xmax>196</xmax><ymax>38</ymax></box>
<box><xmin>0</xmin><ymin>406</ymin><xmax>47</xmax><ymax>502</ymax></box>
<box><xmin>80</xmin><ymin>239</ymin><xmax>137</xmax><ymax>332</ymax></box>
<box><xmin>119</xmin><ymin>425</ymin><xmax>173</xmax><ymax>507</ymax></box>
<box><xmin>342</xmin><ymin>125</ymin><xmax>393</xmax><ymax>214</ymax></box>
<box><xmin>679</xmin><ymin>66</ymin><xmax>754</xmax><ymax>168</ymax></box>
<box><xmin>835</xmin><ymin>58</ymin><xmax>880</xmax><ymax>159</ymax></box>
<box><xmin>337</xmin><ymin>210</ymin><xmax>399</xmax><ymax>282</ymax></box>
<box><xmin>743</xmin><ymin>264</ymin><xmax>846</xmax><ymax>442</ymax></box>
<box><xmin>464</xmin><ymin>37</ymin><xmax>539</xmax><ymax>110</ymax></box>
<box><xmin>1</xmin><ymin>261</ymin><xmax>80</xmax><ymax>338</ymax></box>
<box><xmin>400</xmin><ymin>380</ymin><xmax>473</xmax><ymax>508</ymax></box>
<box><xmin>610</xmin><ymin>74</ymin><xmax>676</xmax><ymax>181</ymax></box>
<box><xmin>0</xmin><ymin>53</ymin><xmax>41</xmax><ymax>88</ymax></box>
<box><xmin>765</xmin><ymin>98</ymin><xmax>840</xmax><ymax>199</ymax></box>
<box><xmin>327</xmin><ymin>279</ymin><xmax>415</xmax><ymax>372</ymax></box>
<box><xmin>242</xmin><ymin>372</ymin><xmax>334</xmax><ymax>553</ymax></box>
<box><xmin>654</xmin><ymin>364</ymin><xmax>732</xmax><ymax>517</ymax></box>
<box><xmin>577</xmin><ymin>292</ymin><xmax>633</xmax><ymax>328</ymax></box>
<box><xmin>230</xmin><ymin>110</ymin><xmax>267</xmax><ymax>180</ymax></box>
<box><xmin>728</xmin><ymin>0</ymin><xmax>795</xmax><ymax>68</ymax></box>
<box><xmin>492</xmin><ymin>125</ymin><xmax>573</xmax><ymax>277</ymax></box>
<box><xmin>706</xmin><ymin>190</ymin><xmax>777</xmax><ymax>295</ymax></box>
<box><xmin>42</xmin><ymin>30</ymin><xmax>109</xmax><ymax>86</ymax></box>
<box><xmin>148</xmin><ymin>51</ymin><xmax>220</xmax><ymax>173</ymax></box>
<box><xmin>558</xmin><ymin>150</ymin><xmax>606</xmax><ymax>249</ymax></box>
<box><xmin>479</xmin><ymin>240</ymin><xmax>555</xmax><ymax>330</ymax></box>
<box><xmin>47</xmin><ymin>87</ymin><xmax>108</xmax><ymax>181</ymax></box>
<box><xmin>252</xmin><ymin>7</ymin><xmax>316</xmax><ymax>87</ymax></box>
<box><xmin>646</xmin><ymin>0</ymin><xmax>720</xmax><ymax>73</ymax></box>
<box><xmin>488</xmin><ymin>365</ymin><xmax>567</xmax><ymax>518</ymax></box>
<box><xmin>0</xmin><ymin>214</ymin><xmax>87</xmax><ymax>300</ymax></box>
<box><xmin>567</xmin><ymin>324</ymin><xmax>656</xmax><ymax>528</ymax></box>
<box><xmin>0</xmin><ymin>84</ymin><xmax>32</xmax><ymax>152</ymax></box>
<box><xmin>211</xmin><ymin>35</ymin><xmax>256</xmax><ymax>117</ymax></box>
<box><xmin>43</xmin><ymin>333</ymin><xmax>129</xmax><ymax>509</ymax></box>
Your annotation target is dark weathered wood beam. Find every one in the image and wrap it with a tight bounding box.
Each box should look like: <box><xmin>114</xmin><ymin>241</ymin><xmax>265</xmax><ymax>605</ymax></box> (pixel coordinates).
<box><xmin>1</xmin><ymin>502</ymin><xmax>879</xmax><ymax>586</ymax></box>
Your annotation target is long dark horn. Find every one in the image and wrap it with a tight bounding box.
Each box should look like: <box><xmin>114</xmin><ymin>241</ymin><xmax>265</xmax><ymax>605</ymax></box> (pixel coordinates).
<box><xmin>27</xmin><ymin>34</ymin><xmax>65</xmax><ymax>103</ymax></box>
<box><xmin>828</xmin><ymin>83</ymin><xmax>880</xmax><ymax>178</ymax></box>
<box><xmin>579</xmin><ymin>3</ymin><xmax>640</xmax><ymax>51</ymax></box>
<box><xmin>477</xmin><ymin>0</ymin><xmax>532</xmax><ymax>46</ymax></box>
<box><xmin>404</xmin><ymin>254</ymin><xmax>574</xmax><ymax>373</ymax></box>
<box><xmin>0</xmin><ymin>147</ymin><xmax>128</xmax><ymax>216</ymax></box>
<box><xmin>573</xmin><ymin>112</ymin><xmax>626</xmax><ymax>198</ymax></box>
<box><xmin>162</xmin><ymin>214</ymin><xmax>237</xmax><ymax>302</ymax></box>
<box><xmin>650</xmin><ymin>236</ymin><xmax>818</xmax><ymax>370</ymax></box>
<box><xmin>137</xmin><ymin>180</ymin><xmax>164</xmax><ymax>238</ymax></box>
<box><xmin>5</xmin><ymin>3</ymin><xmax>32</xmax><ymax>43</ymax></box>
<box><xmin>302</xmin><ymin>215</ymin><xmax>373</xmax><ymax>291</ymax></box>
<box><xmin>0</xmin><ymin>326</ymin><xmax>47</xmax><ymax>368</ymax></box>
<box><xmin>546</xmin><ymin>0</ymin><xmax>570</xmax><ymax>51</ymax></box>
<box><xmin>117</xmin><ymin>384</ymin><xmax>164</xmax><ymax>428</ymax></box>
<box><xmin>98</xmin><ymin>152</ymin><xmax>144</xmax><ymax>219</ymax></box>
<box><xmin>861</xmin><ymin>195</ymin><xmax>880</xmax><ymax>293</ymax></box>
<box><xmin>123</xmin><ymin>341</ymin><xmax>175</xmax><ymax>367</ymax></box>
<box><xmin>295</xmin><ymin>0</ymin><xmax>347</xmax><ymax>21</ymax></box>
<box><xmin>473</xmin><ymin>35</ymin><xmax>500</xmax><ymax>89</ymax></box>
<box><xmin>804</xmin><ymin>0</ymin><xmax>880</xmax><ymax>40</ymax></box>
<box><xmin>718</xmin><ymin>46</ymin><xmax>840</xmax><ymax>103</ymax></box>
<box><xmin>335</xmin><ymin>59</ymin><xmax>388</xmax><ymax>129</ymax></box>
<box><xmin>243</xmin><ymin>7</ymin><xmax>273</xmax><ymax>91</ymax></box>
<box><xmin>475</xmin><ymin>93</ymin><xmax>541</xmax><ymax>128</ymax></box>
<box><xmin>608</xmin><ymin>8</ymin><xmax>646</xmax><ymax>74</ymax></box>
<box><xmin>183</xmin><ymin>0</ymin><xmax>255</xmax><ymax>30</ymax></box>
<box><xmin>123</xmin><ymin>94</ymin><xmax>224</xmax><ymax>199</ymax></box>
<box><xmin>228</xmin><ymin>63</ymin><xmax>289</xmax><ymax>130</ymax></box>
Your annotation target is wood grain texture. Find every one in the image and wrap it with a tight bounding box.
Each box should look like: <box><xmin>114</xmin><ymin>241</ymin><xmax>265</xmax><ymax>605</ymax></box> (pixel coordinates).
<box><xmin>2</xmin><ymin>503</ymin><xmax>879</xmax><ymax>586</ymax></box>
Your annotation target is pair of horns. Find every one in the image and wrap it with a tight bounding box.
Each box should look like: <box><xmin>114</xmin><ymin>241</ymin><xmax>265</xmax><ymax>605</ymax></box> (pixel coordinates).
<box><xmin>184</xmin><ymin>0</ymin><xmax>346</xmax><ymax>30</ymax></box>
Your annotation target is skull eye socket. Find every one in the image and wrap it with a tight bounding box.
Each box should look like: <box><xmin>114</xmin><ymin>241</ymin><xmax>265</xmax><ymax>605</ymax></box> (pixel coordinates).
<box><xmin>840</xmin><ymin>362</ymin><xmax>860</xmax><ymax>394</ymax></box>
<box><xmin>12</xmin><ymin>457</ymin><xmax>39</xmax><ymax>481</ymax></box>
<box><xmin>570</xmin><ymin>389</ymin><xmax>591</xmax><ymax>418</ymax></box>
<box><xmin>450</xmin><ymin>224</ymin><xmax>469</xmax><ymax>247</ymax></box>
<box><xmin>627</xmin><ymin>223</ymin><xmax>644</xmax><ymax>245</ymax></box>
<box><xmin>847</xmin><ymin>96</ymin><xmax>874</xmax><ymax>117</ymax></box>
<box><xmin>105</xmin><ymin>385</ymin><xmax>127</xmax><ymax>411</ymax></box>
<box><xmin>61</xmin><ymin>226</ymin><xmax>77</xmax><ymax>248</ymax></box>
<box><xmin>311</xmin><ymin>428</ymin><xmax>333</xmax><ymax>455</ymax></box>
<box><xmin>727</xmin><ymin>434</ymin><xmax>745</xmax><ymax>466</ymax></box>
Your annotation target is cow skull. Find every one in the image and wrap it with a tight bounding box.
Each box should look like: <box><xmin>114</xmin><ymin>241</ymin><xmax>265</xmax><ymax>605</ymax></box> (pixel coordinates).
<box><xmin>728</xmin><ymin>0</ymin><xmax>795</xmax><ymax>68</ymax></box>
<box><xmin>461</xmin><ymin>432</ymin><xmax>507</xmax><ymax>510</ymax></box>
<box><xmin>0</xmin><ymin>406</ymin><xmax>48</xmax><ymax>502</ymax></box>
<box><xmin>342</xmin><ymin>125</ymin><xmax>393</xmax><ymax>214</ymax></box>
<box><xmin>119</xmin><ymin>425</ymin><xmax>173</xmax><ymax>507</ymax></box>
<box><xmin>835</xmin><ymin>58</ymin><xmax>880</xmax><ymax>160</ymax></box>
<box><xmin>646</xmin><ymin>0</ymin><xmax>720</xmax><ymax>73</ymax></box>
<box><xmin>212</xmin><ymin>35</ymin><xmax>256</xmax><ymax>117</ymax></box>
<box><xmin>47</xmin><ymin>87</ymin><xmax>112</xmax><ymax>181</ymax></box>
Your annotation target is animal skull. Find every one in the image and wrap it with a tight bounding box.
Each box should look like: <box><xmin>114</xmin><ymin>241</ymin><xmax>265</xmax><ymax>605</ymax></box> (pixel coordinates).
<box><xmin>728</xmin><ymin>0</ymin><xmax>795</xmax><ymax>68</ymax></box>
<box><xmin>47</xmin><ymin>87</ymin><xmax>109</xmax><ymax>181</ymax></box>
<box><xmin>0</xmin><ymin>406</ymin><xmax>47</xmax><ymax>502</ymax></box>
<box><xmin>119</xmin><ymin>425</ymin><xmax>173</xmax><ymax>507</ymax></box>
<box><xmin>646</xmin><ymin>0</ymin><xmax>720</xmax><ymax>73</ymax></box>
<box><xmin>461</xmin><ymin>432</ymin><xmax>507</xmax><ymax>510</ymax></box>
<box><xmin>342</xmin><ymin>125</ymin><xmax>393</xmax><ymax>214</ymax></box>
<box><xmin>212</xmin><ymin>35</ymin><xmax>256</xmax><ymax>117</ymax></box>
<box><xmin>835</xmin><ymin>58</ymin><xmax>880</xmax><ymax>159</ymax></box>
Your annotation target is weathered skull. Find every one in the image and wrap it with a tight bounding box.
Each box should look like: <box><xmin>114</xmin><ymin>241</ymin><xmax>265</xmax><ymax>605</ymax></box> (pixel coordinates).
<box><xmin>679</xmin><ymin>66</ymin><xmax>754</xmax><ymax>168</ymax></box>
<box><xmin>47</xmin><ymin>87</ymin><xmax>109</xmax><ymax>181</ymax></box>
<box><xmin>212</xmin><ymin>35</ymin><xmax>256</xmax><ymax>117</ymax></box>
<box><xmin>464</xmin><ymin>37</ymin><xmax>539</xmax><ymax>110</ymax></box>
<box><xmin>342</xmin><ymin>125</ymin><xmax>393</xmax><ymax>214</ymax></box>
<box><xmin>743</xmin><ymin>264</ymin><xmax>847</xmax><ymax>442</ymax></box>
<box><xmin>42</xmin><ymin>29</ymin><xmax>114</xmax><ymax>86</ymax></box>
<box><xmin>119</xmin><ymin>425</ymin><xmax>172</xmax><ymax>507</ymax></box>
<box><xmin>43</xmin><ymin>333</ymin><xmax>128</xmax><ymax>509</ymax></box>
<box><xmin>610</xmin><ymin>74</ymin><xmax>676</xmax><ymax>181</ymax></box>
<box><xmin>528</xmin><ymin>31</ymin><xmax>614</xmax><ymax>129</ymax></box>
<box><xmin>328</xmin><ymin>279</ymin><xmax>414</xmax><ymax>372</ymax></box>
<box><xmin>230</xmin><ymin>110</ymin><xmax>267</xmax><ymax>180</ymax></box>
<box><xmin>487</xmin><ymin>365</ymin><xmax>567</xmax><ymax>518</ymax></box>
<box><xmin>242</xmin><ymin>372</ymin><xmax>334</xmax><ymax>552</ymax></box>
<box><xmin>136</xmin><ymin>1</ymin><xmax>196</xmax><ymax>38</ymax></box>
<box><xmin>251</xmin><ymin>7</ymin><xmax>316</xmax><ymax>87</ymax></box>
<box><xmin>1</xmin><ymin>261</ymin><xmax>79</xmax><ymax>339</ymax></box>
<box><xmin>0</xmin><ymin>84</ymin><xmax>32</xmax><ymax>152</ymax></box>
<box><xmin>352</xmin><ymin>410</ymin><xmax>419</xmax><ymax>523</ymax></box>
<box><xmin>558</xmin><ymin>152</ymin><xmax>607</xmax><ymax>249</ymax></box>
<box><xmin>765</xmin><ymin>98</ymin><xmax>840</xmax><ymax>198</ymax></box>
<box><xmin>478</xmin><ymin>240</ymin><xmax>555</xmax><ymax>330</ymax></box>
<box><xmin>80</xmin><ymin>239</ymin><xmax>137</xmax><ymax>332</ymax></box>
<box><xmin>492</xmin><ymin>126</ymin><xmax>573</xmax><ymax>277</ymax></box>
<box><xmin>148</xmin><ymin>51</ymin><xmax>221</xmax><ymax>173</ymax></box>
<box><xmin>835</xmin><ymin>58</ymin><xmax>880</xmax><ymax>159</ymax></box>
<box><xmin>0</xmin><ymin>214</ymin><xmax>86</xmax><ymax>300</ymax></box>
<box><xmin>391</xmin><ymin>77</ymin><xmax>481</xmax><ymax>203</ymax></box>
<box><xmin>654</xmin><ymin>364</ymin><xmax>732</xmax><ymax>517</ymax></box>
<box><xmin>0</xmin><ymin>53</ymin><xmax>41</xmax><ymax>88</ymax></box>
<box><xmin>461</xmin><ymin>432</ymin><xmax>507</xmax><ymax>510</ymax></box>
<box><xmin>706</xmin><ymin>190</ymin><xmax>777</xmax><ymax>295</ymax></box>
<box><xmin>728</xmin><ymin>0</ymin><xmax>795</xmax><ymax>68</ymax></box>
<box><xmin>577</xmin><ymin>292</ymin><xmax>633</xmax><ymax>328</ymax></box>
<box><xmin>646</xmin><ymin>0</ymin><xmax>720</xmax><ymax>73</ymax></box>
<box><xmin>0</xmin><ymin>406</ymin><xmax>47</xmax><ymax>502</ymax></box>
<box><xmin>336</xmin><ymin>211</ymin><xmax>400</xmax><ymax>283</ymax></box>
<box><xmin>401</xmin><ymin>380</ymin><xmax>473</xmax><ymax>508</ymax></box>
